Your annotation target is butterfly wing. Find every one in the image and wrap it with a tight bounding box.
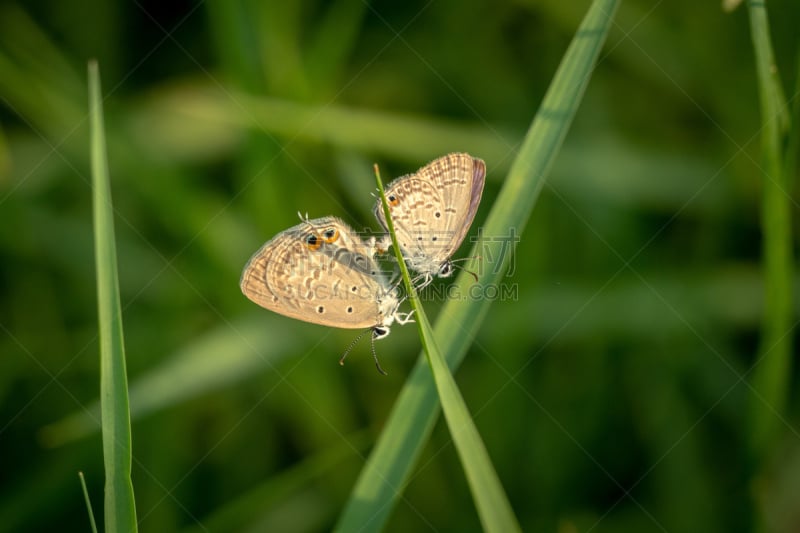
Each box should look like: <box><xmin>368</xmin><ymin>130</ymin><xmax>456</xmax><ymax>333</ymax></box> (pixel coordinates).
<box><xmin>241</xmin><ymin>217</ymin><xmax>397</xmax><ymax>330</ymax></box>
<box><xmin>418</xmin><ymin>153</ymin><xmax>485</xmax><ymax>254</ymax></box>
<box><xmin>374</xmin><ymin>153</ymin><xmax>485</xmax><ymax>272</ymax></box>
<box><xmin>375</xmin><ymin>176</ymin><xmax>443</xmax><ymax>264</ymax></box>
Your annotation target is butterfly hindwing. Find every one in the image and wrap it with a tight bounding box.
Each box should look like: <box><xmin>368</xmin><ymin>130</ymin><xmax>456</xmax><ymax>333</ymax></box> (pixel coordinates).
<box><xmin>374</xmin><ymin>153</ymin><xmax>486</xmax><ymax>279</ymax></box>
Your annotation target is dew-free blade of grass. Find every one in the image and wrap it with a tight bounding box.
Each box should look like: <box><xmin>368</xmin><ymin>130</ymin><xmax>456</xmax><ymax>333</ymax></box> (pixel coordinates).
<box><xmin>78</xmin><ymin>472</ymin><xmax>98</xmax><ymax>533</ymax></box>
<box><xmin>375</xmin><ymin>166</ymin><xmax>521</xmax><ymax>532</ymax></box>
<box><xmin>89</xmin><ymin>60</ymin><xmax>138</xmax><ymax>533</ymax></box>
<box><xmin>745</xmin><ymin>0</ymin><xmax>794</xmax><ymax>462</ymax></box>
<box><xmin>336</xmin><ymin>0</ymin><xmax>620</xmax><ymax>530</ymax></box>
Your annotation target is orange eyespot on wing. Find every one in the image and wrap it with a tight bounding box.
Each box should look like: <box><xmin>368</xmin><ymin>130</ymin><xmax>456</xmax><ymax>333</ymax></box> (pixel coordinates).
<box><xmin>321</xmin><ymin>228</ymin><xmax>340</xmax><ymax>243</ymax></box>
<box><xmin>305</xmin><ymin>233</ymin><xmax>321</xmax><ymax>250</ymax></box>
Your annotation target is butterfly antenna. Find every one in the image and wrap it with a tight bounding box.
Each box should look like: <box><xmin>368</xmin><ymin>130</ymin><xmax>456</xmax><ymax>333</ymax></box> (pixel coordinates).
<box><xmin>339</xmin><ymin>329</ymin><xmax>369</xmax><ymax>367</ymax></box>
<box><xmin>370</xmin><ymin>333</ymin><xmax>388</xmax><ymax>375</ymax></box>
<box><xmin>452</xmin><ymin>255</ymin><xmax>481</xmax><ymax>283</ymax></box>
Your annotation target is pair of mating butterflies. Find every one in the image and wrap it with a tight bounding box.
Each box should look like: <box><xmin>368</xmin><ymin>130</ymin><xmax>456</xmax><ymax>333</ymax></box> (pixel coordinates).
<box><xmin>240</xmin><ymin>153</ymin><xmax>485</xmax><ymax>370</ymax></box>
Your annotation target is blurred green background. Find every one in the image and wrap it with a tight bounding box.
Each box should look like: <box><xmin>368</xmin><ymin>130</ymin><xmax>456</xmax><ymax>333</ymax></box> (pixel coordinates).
<box><xmin>1</xmin><ymin>0</ymin><xmax>799</xmax><ymax>531</ymax></box>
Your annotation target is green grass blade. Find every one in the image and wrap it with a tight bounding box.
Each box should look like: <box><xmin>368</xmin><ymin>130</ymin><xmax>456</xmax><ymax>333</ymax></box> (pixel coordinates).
<box><xmin>745</xmin><ymin>0</ymin><xmax>794</xmax><ymax>462</ymax></box>
<box><xmin>89</xmin><ymin>60</ymin><xmax>138</xmax><ymax>533</ymax></box>
<box><xmin>336</xmin><ymin>0</ymin><xmax>620</xmax><ymax>530</ymax></box>
<box><xmin>375</xmin><ymin>166</ymin><xmax>521</xmax><ymax>532</ymax></box>
<box><xmin>78</xmin><ymin>472</ymin><xmax>98</xmax><ymax>533</ymax></box>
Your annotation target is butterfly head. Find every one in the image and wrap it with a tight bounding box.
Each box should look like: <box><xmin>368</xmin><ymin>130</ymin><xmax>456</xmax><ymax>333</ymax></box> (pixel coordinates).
<box><xmin>437</xmin><ymin>261</ymin><xmax>454</xmax><ymax>278</ymax></box>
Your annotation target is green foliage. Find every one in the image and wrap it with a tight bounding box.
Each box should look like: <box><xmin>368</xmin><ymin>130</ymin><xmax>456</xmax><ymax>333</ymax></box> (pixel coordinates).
<box><xmin>1</xmin><ymin>1</ymin><xmax>798</xmax><ymax>532</ymax></box>
<box><xmin>746</xmin><ymin>0</ymin><xmax>794</xmax><ymax>460</ymax></box>
<box><xmin>89</xmin><ymin>60</ymin><xmax>138</xmax><ymax>533</ymax></box>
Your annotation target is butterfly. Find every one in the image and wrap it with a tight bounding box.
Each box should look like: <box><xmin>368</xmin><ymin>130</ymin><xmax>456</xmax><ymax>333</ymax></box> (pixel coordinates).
<box><xmin>240</xmin><ymin>215</ymin><xmax>413</xmax><ymax>373</ymax></box>
<box><xmin>374</xmin><ymin>153</ymin><xmax>486</xmax><ymax>287</ymax></box>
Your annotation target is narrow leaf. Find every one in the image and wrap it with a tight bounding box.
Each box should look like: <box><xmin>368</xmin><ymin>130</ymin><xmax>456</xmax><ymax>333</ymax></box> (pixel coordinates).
<box><xmin>745</xmin><ymin>0</ymin><xmax>794</xmax><ymax>461</ymax></box>
<box><xmin>89</xmin><ymin>60</ymin><xmax>138</xmax><ymax>532</ymax></box>
<box><xmin>78</xmin><ymin>472</ymin><xmax>99</xmax><ymax>533</ymax></box>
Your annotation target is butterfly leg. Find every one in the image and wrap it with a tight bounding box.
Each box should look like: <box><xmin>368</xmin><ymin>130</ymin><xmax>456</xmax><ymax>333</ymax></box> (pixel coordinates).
<box><xmin>413</xmin><ymin>273</ymin><xmax>434</xmax><ymax>291</ymax></box>
<box><xmin>395</xmin><ymin>309</ymin><xmax>416</xmax><ymax>324</ymax></box>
